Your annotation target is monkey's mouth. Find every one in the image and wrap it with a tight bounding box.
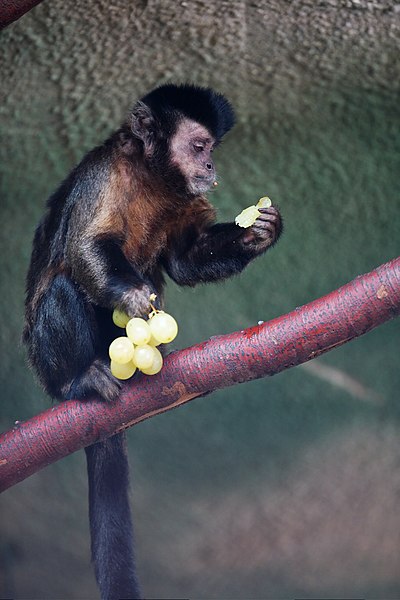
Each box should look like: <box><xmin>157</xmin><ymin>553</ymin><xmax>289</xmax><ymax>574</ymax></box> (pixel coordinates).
<box><xmin>194</xmin><ymin>175</ymin><xmax>215</xmax><ymax>188</ymax></box>
<box><xmin>189</xmin><ymin>175</ymin><xmax>215</xmax><ymax>194</ymax></box>
<box><xmin>194</xmin><ymin>175</ymin><xmax>214</xmax><ymax>184</ymax></box>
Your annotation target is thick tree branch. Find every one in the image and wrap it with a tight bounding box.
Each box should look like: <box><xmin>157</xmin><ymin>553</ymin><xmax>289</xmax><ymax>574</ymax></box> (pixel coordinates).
<box><xmin>0</xmin><ymin>257</ymin><xmax>399</xmax><ymax>493</ymax></box>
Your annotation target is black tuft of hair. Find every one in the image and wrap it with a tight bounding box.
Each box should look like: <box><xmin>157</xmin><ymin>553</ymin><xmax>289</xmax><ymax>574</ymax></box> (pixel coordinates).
<box><xmin>140</xmin><ymin>83</ymin><xmax>235</xmax><ymax>142</ymax></box>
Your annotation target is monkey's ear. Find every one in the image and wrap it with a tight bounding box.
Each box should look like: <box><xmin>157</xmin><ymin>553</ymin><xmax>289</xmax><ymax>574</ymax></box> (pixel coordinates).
<box><xmin>130</xmin><ymin>102</ymin><xmax>156</xmax><ymax>154</ymax></box>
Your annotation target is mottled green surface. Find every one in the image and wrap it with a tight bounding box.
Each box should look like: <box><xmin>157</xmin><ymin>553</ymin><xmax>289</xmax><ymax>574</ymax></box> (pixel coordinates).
<box><xmin>0</xmin><ymin>1</ymin><xmax>399</xmax><ymax>598</ymax></box>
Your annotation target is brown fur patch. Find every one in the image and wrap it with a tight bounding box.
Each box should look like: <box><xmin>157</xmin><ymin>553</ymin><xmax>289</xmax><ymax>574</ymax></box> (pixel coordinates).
<box><xmin>85</xmin><ymin>151</ymin><xmax>217</xmax><ymax>276</ymax></box>
<box><xmin>85</xmin><ymin>167</ymin><xmax>126</xmax><ymax>239</ymax></box>
<box><xmin>172</xmin><ymin>196</ymin><xmax>217</xmax><ymax>239</ymax></box>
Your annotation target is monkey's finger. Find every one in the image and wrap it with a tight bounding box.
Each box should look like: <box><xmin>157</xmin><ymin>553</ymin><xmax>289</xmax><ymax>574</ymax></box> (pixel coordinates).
<box><xmin>255</xmin><ymin>212</ymin><xmax>279</xmax><ymax>224</ymax></box>
<box><xmin>258</xmin><ymin>207</ymin><xmax>280</xmax><ymax>217</ymax></box>
<box><xmin>252</xmin><ymin>222</ymin><xmax>276</xmax><ymax>235</ymax></box>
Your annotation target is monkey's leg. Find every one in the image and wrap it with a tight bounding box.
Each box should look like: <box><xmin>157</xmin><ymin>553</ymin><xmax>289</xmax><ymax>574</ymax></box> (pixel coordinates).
<box><xmin>28</xmin><ymin>274</ymin><xmax>120</xmax><ymax>401</ymax></box>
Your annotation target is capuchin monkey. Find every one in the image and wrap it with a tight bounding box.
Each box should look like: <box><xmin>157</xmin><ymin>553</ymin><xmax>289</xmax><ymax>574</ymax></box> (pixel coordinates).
<box><xmin>23</xmin><ymin>84</ymin><xmax>282</xmax><ymax>599</ymax></box>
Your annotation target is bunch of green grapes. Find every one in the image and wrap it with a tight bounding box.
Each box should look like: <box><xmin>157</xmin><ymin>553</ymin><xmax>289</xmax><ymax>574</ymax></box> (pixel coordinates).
<box><xmin>109</xmin><ymin>297</ymin><xmax>178</xmax><ymax>380</ymax></box>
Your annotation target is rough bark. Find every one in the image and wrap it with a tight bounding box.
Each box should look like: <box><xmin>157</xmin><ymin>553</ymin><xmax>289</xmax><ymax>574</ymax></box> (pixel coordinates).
<box><xmin>0</xmin><ymin>256</ymin><xmax>399</xmax><ymax>493</ymax></box>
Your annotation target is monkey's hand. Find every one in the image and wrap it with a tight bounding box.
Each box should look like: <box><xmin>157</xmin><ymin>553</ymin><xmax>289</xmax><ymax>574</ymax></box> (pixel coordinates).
<box><xmin>240</xmin><ymin>206</ymin><xmax>282</xmax><ymax>253</ymax></box>
<box><xmin>118</xmin><ymin>284</ymin><xmax>159</xmax><ymax>319</ymax></box>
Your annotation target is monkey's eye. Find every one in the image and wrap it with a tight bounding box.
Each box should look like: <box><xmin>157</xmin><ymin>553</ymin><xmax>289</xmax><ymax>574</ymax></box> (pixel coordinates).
<box><xmin>193</xmin><ymin>143</ymin><xmax>205</xmax><ymax>153</ymax></box>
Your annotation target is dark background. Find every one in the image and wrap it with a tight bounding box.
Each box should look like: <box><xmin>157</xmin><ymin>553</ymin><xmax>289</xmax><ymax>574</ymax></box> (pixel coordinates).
<box><xmin>0</xmin><ymin>1</ymin><xmax>399</xmax><ymax>598</ymax></box>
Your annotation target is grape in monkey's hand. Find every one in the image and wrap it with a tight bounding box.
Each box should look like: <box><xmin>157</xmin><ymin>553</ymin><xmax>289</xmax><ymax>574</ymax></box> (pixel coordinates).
<box><xmin>126</xmin><ymin>317</ymin><xmax>151</xmax><ymax>345</ymax></box>
<box><xmin>235</xmin><ymin>196</ymin><xmax>272</xmax><ymax>228</ymax></box>
<box><xmin>148</xmin><ymin>312</ymin><xmax>178</xmax><ymax>344</ymax></box>
<box><xmin>109</xmin><ymin>337</ymin><xmax>135</xmax><ymax>364</ymax></box>
<box><xmin>109</xmin><ymin>299</ymin><xmax>178</xmax><ymax>380</ymax></box>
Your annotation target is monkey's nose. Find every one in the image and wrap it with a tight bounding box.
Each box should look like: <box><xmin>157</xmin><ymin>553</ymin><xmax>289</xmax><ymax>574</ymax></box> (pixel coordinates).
<box><xmin>206</xmin><ymin>163</ymin><xmax>213</xmax><ymax>170</ymax></box>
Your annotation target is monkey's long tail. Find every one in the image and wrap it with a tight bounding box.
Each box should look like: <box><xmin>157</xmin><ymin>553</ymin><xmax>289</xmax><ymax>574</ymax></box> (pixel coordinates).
<box><xmin>85</xmin><ymin>432</ymin><xmax>142</xmax><ymax>600</ymax></box>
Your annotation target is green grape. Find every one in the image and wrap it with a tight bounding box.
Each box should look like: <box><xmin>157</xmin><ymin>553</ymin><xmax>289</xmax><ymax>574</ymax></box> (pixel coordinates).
<box><xmin>112</xmin><ymin>309</ymin><xmax>131</xmax><ymax>328</ymax></box>
<box><xmin>126</xmin><ymin>317</ymin><xmax>152</xmax><ymax>345</ymax></box>
<box><xmin>148</xmin><ymin>312</ymin><xmax>178</xmax><ymax>344</ymax></box>
<box><xmin>110</xmin><ymin>360</ymin><xmax>136</xmax><ymax>380</ymax></box>
<box><xmin>256</xmin><ymin>196</ymin><xmax>272</xmax><ymax>208</ymax></box>
<box><xmin>109</xmin><ymin>337</ymin><xmax>135</xmax><ymax>364</ymax></box>
<box><xmin>141</xmin><ymin>347</ymin><xmax>163</xmax><ymax>375</ymax></box>
<box><xmin>148</xmin><ymin>334</ymin><xmax>162</xmax><ymax>347</ymax></box>
<box><xmin>132</xmin><ymin>344</ymin><xmax>156</xmax><ymax>370</ymax></box>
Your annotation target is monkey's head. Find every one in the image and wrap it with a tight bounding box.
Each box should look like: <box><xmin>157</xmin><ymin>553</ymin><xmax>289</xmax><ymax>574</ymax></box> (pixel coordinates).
<box><xmin>130</xmin><ymin>84</ymin><xmax>235</xmax><ymax>196</ymax></box>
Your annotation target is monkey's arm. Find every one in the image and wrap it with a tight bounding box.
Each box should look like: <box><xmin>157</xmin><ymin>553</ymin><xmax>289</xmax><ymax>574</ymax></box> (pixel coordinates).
<box><xmin>164</xmin><ymin>207</ymin><xmax>282</xmax><ymax>286</ymax></box>
<box><xmin>67</xmin><ymin>236</ymin><xmax>154</xmax><ymax>316</ymax></box>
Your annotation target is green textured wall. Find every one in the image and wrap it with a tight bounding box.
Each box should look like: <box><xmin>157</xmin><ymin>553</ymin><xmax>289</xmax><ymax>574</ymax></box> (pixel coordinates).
<box><xmin>0</xmin><ymin>1</ymin><xmax>399</xmax><ymax>598</ymax></box>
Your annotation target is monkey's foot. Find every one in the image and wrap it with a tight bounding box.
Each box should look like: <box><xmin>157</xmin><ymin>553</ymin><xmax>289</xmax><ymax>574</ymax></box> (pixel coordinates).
<box><xmin>65</xmin><ymin>359</ymin><xmax>122</xmax><ymax>402</ymax></box>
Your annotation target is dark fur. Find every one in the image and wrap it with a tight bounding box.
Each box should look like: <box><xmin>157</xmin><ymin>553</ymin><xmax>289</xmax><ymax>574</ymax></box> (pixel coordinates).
<box><xmin>23</xmin><ymin>84</ymin><xmax>282</xmax><ymax>599</ymax></box>
<box><xmin>140</xmin><ymin>83</ymin><xmax>235</xmax><ymax>143</ymax></box>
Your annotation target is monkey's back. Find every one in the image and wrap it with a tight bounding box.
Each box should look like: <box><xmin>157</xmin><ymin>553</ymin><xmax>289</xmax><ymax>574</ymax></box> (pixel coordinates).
<box><xmin>23</xmin><ymin>145</ymin><xmax>113</xmax><ymax>336</ymax></box>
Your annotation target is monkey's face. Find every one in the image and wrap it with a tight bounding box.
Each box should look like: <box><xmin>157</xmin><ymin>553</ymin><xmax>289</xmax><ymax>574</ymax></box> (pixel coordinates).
<box><xmin>169</xmin><ymin>119</ymin><xmax>216</xmax><ymax>195</ymax></box>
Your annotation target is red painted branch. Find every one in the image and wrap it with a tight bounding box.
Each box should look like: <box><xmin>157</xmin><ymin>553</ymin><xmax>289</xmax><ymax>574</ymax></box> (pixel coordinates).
<box><xmin>0</xmin><ymin>257</ymin><xmax>399</xmax><ymax>493</ymax></box>
<box><xmin>1</xmin><ymin>0</ymin><xmax>45</xmax><ymax>29</ymax></box>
